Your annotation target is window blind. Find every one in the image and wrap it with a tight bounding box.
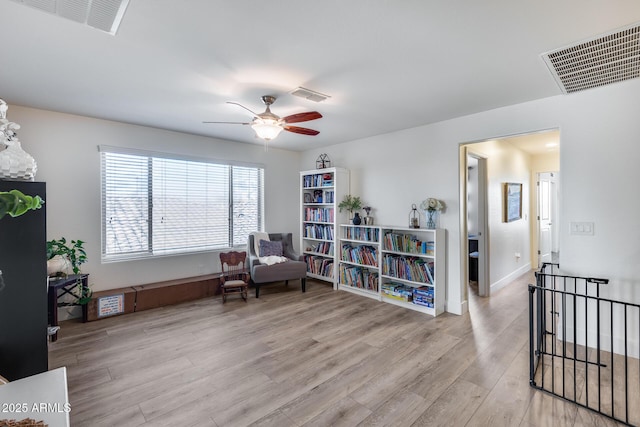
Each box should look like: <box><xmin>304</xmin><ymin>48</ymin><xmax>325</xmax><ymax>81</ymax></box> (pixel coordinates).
<box><xmin>100</xmin><ymin>147</ymin><xmax>264</xmax><ymax>261</ymax></box>
<box><xmin>232</xmin><ymin>166</ymin><xmax>263</xmax><ymax>246</ymax></box>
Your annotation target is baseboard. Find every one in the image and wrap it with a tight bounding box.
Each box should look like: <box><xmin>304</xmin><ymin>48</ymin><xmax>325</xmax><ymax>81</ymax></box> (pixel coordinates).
<box><xmin>491</xmin><ymin>262</ymin><xmax>531</xmax><ymax>293</ymax></box>
<box><xmin>446</xmin><ymin>299</ymin><xmax>468</xmax><ymax>315</ymax></box>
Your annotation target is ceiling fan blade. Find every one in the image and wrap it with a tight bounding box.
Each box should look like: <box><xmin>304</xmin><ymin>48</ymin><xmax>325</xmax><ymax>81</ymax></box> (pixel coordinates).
<box><xmin>282</xmin><ymin>111</ymin><xmax>322</xmax><ymax>124</ymax></box>
<box><xmin>202</xmin><ymin>121</ymin><xmax>251</xmax><ymax>125</ymax></box>
<box><xmin>227</xmin><ymin>101</ymin><xmax>260</xmax><ymax>117</ymax></box>
<box><xmin>284</xmin><ymin>125</ymin><xmax>320</xmax><ymax>136</ymax></box>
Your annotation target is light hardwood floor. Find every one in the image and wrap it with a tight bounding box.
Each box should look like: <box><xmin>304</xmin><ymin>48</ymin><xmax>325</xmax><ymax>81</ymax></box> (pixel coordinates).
<box><xmin>49</xmin><ymin>272</ymin><xmax>626</xmax><ymax>426</ymax></box>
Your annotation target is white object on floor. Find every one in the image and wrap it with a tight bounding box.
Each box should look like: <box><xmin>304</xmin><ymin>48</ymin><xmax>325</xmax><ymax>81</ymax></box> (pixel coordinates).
<box><xmin>0</xmin><ymin>367</ymin><xmax>70</xmax><ymax>426</ymax></box>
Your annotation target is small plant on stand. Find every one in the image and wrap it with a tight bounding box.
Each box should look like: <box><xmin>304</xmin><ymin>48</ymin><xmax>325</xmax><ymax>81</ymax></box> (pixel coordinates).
<box><xmin>47</xmin><ymin>237</ymin><xmax>92</xmax><ymax>304</ymax></box>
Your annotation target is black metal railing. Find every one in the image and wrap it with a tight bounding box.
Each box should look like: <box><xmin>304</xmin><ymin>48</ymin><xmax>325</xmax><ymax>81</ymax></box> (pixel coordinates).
<box><xmin>529</xmin><ymin>263</ymin><xmax>640</xmax><ymax>426</ymax></box>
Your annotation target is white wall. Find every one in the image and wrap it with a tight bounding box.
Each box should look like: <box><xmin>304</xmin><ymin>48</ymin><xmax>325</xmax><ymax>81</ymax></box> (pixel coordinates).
<box><xmin>301</xmin><ymin>77</ymin><xmax>640</xmax><ymax>316</ymax></box>
<box><xmin>7</xmin><ymin>105</ymin><xmax>301</xmax><ymax>292</ymax></box>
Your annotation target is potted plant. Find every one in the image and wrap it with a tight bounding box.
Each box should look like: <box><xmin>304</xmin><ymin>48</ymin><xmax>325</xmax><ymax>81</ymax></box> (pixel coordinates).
<box><xmin>47</xmin><ymin>237</ymin><xmax>92</xmax><ymax>304</ymax></box>
<box><xmin>338</xmin><ymin>194</ymin><xmax>363</xmax><ymax>224</ymax></box>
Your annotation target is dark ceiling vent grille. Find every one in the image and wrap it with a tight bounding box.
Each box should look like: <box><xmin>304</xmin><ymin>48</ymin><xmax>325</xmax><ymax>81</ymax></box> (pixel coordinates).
<box><xmin>542</xmin><ymin>23</ymin><xmax>640</xmax><ymax>93</ymax></box>
<box><xmin>10</xmin><ymin>0</ymin><xmax>130</xmax><ymax>35</ymax></box>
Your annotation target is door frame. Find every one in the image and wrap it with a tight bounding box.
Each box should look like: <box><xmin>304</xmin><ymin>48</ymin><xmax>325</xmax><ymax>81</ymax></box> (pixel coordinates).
<box><xmin>460</xmin><ymin>146</ymin><xmax>490</xmax><ymax>301</ymax></box>
<box><xmin>460</xmin><ymin>129</ymin><xmax>560</xmax><ymax>307</ymax></box>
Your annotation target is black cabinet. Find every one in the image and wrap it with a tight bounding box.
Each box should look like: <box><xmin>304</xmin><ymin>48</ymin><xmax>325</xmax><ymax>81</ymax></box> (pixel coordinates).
<box><xmin>0</xmin><ymin>181</ymin><xmax>48</xmax><ymax>380</ymax></box>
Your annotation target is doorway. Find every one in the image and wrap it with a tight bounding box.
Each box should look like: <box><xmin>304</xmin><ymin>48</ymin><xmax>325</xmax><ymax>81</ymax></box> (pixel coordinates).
<box><xmin>466</xmin><ymin>153</ymin><xmax>489</xmax><ymax>296</ymax></box>
<box><xmin>460</xmin><ymin>129</ymin><xmax>560</xmax><ymax>306</ymax></box>
<box><xmin>537</xmin><ymin>171</ymin><xmax>559</xmax><ymax>267</ymax></box>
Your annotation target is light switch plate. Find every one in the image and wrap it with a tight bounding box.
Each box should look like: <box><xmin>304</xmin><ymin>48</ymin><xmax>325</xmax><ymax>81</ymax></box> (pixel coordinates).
<box><xmin>570</xmin><ymin>221</ymin><xmax>594</xmax><ymax>236</ymax></box>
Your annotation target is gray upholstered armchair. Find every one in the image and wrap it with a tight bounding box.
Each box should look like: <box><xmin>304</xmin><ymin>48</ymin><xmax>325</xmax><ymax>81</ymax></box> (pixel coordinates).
<box><xmin>247</xmin><ymin>232</ymin><xmax>307</xmax><ymax>298</ymax></box>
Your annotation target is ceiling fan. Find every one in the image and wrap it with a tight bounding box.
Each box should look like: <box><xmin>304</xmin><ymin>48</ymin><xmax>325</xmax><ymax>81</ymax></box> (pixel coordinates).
<box><xmin>203</xmin><ymin>95</ymin><xmax>322</xmax><ymax>141</ymax></box>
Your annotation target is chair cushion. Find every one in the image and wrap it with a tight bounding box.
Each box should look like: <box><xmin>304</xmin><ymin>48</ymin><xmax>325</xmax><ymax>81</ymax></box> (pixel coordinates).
<box><xmin>259</xmin><ymin>239</ymin><xmax>283</xmax><ymax>257</ymax></box>
<box><xmin>222</xmin><ymin>279</ymin><xmax>247</xmax><ymax>287</ymax></box>
<box><xmin>251</xmin><ymin>260</ymin><xmax>307</xmax><ymax>284</ymax></box>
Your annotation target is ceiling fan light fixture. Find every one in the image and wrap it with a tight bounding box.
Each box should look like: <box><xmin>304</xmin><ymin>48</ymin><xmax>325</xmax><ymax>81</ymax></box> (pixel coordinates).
<box><xmin>205</xmin><ymin>95</ymin><xmax>321</xmax><ymax>143</ymax></box>
<box><xmin>251</xmin><ymin>119</ymin><xmax>283</xmax><ymax>140</ymax></box>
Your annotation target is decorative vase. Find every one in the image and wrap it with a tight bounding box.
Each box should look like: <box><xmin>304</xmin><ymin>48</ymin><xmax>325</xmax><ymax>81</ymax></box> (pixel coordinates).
<box><xmin>426</xmin><ymin>209</ymin><xmax>437</xmax><ymax>229</ymax></box>
<box><xmin>364</xmin><ymin>216</ymin><xmax>374</xmax><ymax>225</ymax></box>
<box><xmin>0</xmin><ymin>99</ymin><xmax>37</xmax><ymax>181</ymax></box>
<box><xmin>352</xmin><ymin>212</ymin><xmax>362</xmax><ymax>225</ymax></box>
<box><xmin>0</xmin><ymin>140</ymin><xmax>37</xmax><ymax>181</ymax></box>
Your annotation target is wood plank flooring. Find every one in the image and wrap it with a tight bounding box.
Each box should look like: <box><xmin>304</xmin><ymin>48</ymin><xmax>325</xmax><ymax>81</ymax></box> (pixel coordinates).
<box><xmin>49</xmin><ymin>272</ymin><xmax>627</xmax><ymax>426</ymax></box>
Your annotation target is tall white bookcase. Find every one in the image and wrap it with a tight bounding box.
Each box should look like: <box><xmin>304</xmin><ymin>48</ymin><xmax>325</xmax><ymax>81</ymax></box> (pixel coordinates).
<box><xmin>337</xmin><ymin>224</ymin><xmax>446</xmax><ymax>316</ymax></box>
<box><xmin>300</xmin><ymin>167</ymin><xmax>350</xmax><ymax>285</ymax></box>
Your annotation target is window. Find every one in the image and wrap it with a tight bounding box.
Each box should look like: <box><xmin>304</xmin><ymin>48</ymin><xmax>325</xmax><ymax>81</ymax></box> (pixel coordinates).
<box><xmin>100</xmin><ymin>146</ymin><xmax>264</xmax><ymax>261</ymax></box>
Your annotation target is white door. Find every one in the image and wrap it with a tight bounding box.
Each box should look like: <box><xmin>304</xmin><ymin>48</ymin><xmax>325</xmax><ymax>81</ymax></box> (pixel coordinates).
<box><xmin>467</xmin><ymin>153</ymin><xmax>489</xmax><ymax>296</ymax></box>
<box><xmin>538</xmin><ymin>172</ymin><xmax>554</xmax><ymax>266</ymax></box>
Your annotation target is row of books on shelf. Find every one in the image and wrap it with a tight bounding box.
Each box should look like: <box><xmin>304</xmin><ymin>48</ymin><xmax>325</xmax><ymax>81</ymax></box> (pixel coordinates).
<box><xmin>384</xmin><ymin>232</ymin><xmax>434</xmax><ymax>255</ymax></box>
<box><xmin>321</xmin><ymin>190</ymin><xmax>334</xmax><ymax>203</ymax></box>
<box><xmin>304</xmin><ymin>207</ymin><xmax>334</xmax><ymax>223</ymax></box>
<box><xmin>305</xmin><ymin>241</ymin><xmax>334</xmax><ymax>256</ymax></box>
<box><xmin>304</xmin><ymin>224</ymin><xmax>334</xmax><ymax>240</ymax></box>
<box><xmin>343</xmin><ymin>226</ymin><xmax>380</xmax><ymax>241</ymax></box>
<box><xmin>382</xmin><ymin>254</ymin><xmax>435</xmax><ymax>284</ymax></box>
<box><xmin>339</xmin><ymin>264</ymin><xmax>379</xmax><ymax>291</ymax></box>
<box><xmin>381</xmin><ymin>282</ymin><xmax>434</xmax><ymax>308</ymax></box>
<box><xmin>304</xmin><ymin>189</ymin><xmax>334</xmax><ymax>204</ymax></box>
<box><xmin>306</xmin><ymin>256</ymin><xmax>334</xmax><ymax>278</ymax></box>
<box><xmin>341</xmin><ymin>244</ymin><xmax>378</xmax><ymax>267</ymax></box>
<box><xmin>302</xmin><ymin>173</ymin><xmax>333</xmax><ymax>188</ymax></box>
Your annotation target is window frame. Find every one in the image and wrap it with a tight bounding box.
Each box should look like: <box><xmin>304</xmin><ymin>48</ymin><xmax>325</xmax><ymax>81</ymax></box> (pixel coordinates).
<box><xmin>99</xmin><ymin>145</ymin><xmax>264</xmax><ymax>262</ymax></box>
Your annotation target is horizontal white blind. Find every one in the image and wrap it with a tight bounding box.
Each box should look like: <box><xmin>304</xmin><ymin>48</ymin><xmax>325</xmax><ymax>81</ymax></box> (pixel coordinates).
<box><xmin>232</xmin><ymin>166</ymin><xmax>263</xmax><ymax>246</ymax></box>
<box><xmin>101</xmin><ymin>148</ymin><xmax>264</xmax><ymax>261</ymax></box>
<box><xmin>152</xmin><ymin>158</ymin><xmax>230</xmax><ymax>255</ymax></box>
<box><xmin>102</xmin><ymin>152</ymin><xmax>150</xmax><ymax>258</ymax></box>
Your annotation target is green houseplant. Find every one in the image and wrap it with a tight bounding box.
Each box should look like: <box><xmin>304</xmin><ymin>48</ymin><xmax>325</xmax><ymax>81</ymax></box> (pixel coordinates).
<box><xmin>47</xmin><ymin>238</ymin><xmax>92</xmax><ymax>304</ymax></box>
<box><xmin>338</xmin><ymin>195</ymin><xmax>363</xmax><ymax>223</ymax></box>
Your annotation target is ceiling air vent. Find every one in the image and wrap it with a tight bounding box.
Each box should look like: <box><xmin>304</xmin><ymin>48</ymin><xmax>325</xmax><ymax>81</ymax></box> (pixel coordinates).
<box><xmin>10</xmin><ymin>0</ymin><xmax>130</xmax><ymax>35</ymax></box>
<box><xmin>541</xmin><ymin>23</ymin><xmax>640</xmax><ymax>94</ymax></box>
<box><xmin>290</xmin><ymin>87</ymin><xmax>331</xmax><ymax>103</ymax></box>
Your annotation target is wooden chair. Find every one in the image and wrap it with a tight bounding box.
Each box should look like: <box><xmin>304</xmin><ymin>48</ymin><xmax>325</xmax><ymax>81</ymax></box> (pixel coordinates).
<box><xmin>219</xmin><ymin>251</ymin><xmax>249</xmax><ymax>303</ymax></box>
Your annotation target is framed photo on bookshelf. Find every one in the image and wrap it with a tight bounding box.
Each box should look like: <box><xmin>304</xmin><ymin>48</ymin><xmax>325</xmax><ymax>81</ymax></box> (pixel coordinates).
<box><xmin>503</xmin><ymin>182</ymin><xmax>522</xmax><ymax>222</ymax></box>
<box><xmin>304</xmin><ymin>193</ymin><xmax>313</xmax><ymax>203</ymax></box>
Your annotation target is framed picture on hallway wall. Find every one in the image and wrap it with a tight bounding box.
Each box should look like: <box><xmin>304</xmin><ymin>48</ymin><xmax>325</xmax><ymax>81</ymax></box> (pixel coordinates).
<box><xmin>503</xmin><ymin>182</ymin><xmax>522</xmax><ymax>222</ymax></box>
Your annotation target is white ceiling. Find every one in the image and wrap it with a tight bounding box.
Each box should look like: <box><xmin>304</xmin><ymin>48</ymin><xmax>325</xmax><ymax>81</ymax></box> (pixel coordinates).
<box><xmin>1</xmin><ymin>1</ymin><xmax>639</xmax><ymax>151</ymax></box>
<box><xmin>503</xmin><ymin>130</ymin><xmax>560</xmax><ymax>156</ymax></box>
